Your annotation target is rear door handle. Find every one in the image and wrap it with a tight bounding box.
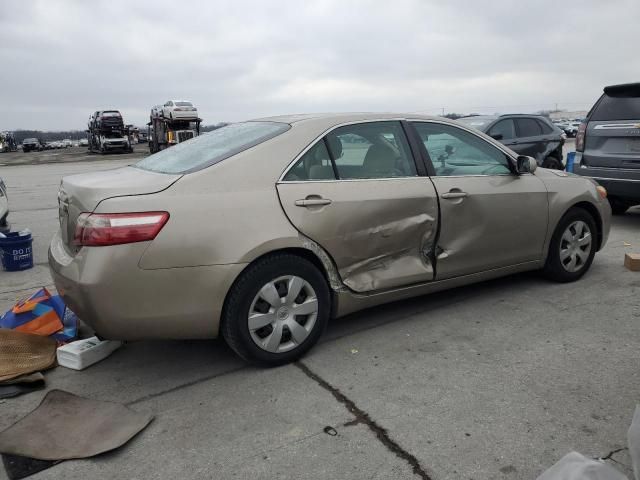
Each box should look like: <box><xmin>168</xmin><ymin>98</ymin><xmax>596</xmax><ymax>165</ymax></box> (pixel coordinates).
<box><xmin>441</xmin><ymin>191</ymin><xmax>468</xmax><ymax>200</ymax></box>
<box><xmin>294</xmin><ymin>197</ymin><xmax>332</xmax><ymax>207</ymax></box>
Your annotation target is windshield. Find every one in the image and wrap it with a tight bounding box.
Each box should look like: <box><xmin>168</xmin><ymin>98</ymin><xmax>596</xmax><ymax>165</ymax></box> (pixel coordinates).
<box><xmin>102</xmin><ymin>111</ymin><xmax>121</xmax><ymax>117</ymax></box>
<box><xmin>134</xmin><ymin>121</ymin><xmax>291</xmax><ymax>174</ymax></box>
<box><xmin>175</xmin><ymin>102</ymin><xmax>193</xmax><ymax>107</ymax></box>
<box><xmin>456</xmin><ymin>116</ymin><xmax>496</xmax><ymax>130</ymax></box>
<box><xmin>24</xmin><ymin>138</ymin><xmax>37</xmax><ymax>142</ymax></box>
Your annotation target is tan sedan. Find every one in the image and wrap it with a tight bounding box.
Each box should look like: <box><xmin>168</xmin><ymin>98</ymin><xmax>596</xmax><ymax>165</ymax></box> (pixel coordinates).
<box><xmin>49</xmin><ymin>113</ymin><xmax>611</xmax><ymax>365</ymax></box>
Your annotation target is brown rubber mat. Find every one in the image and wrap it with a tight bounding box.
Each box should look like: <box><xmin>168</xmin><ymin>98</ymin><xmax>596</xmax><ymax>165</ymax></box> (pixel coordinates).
<box><xmin>0</xmin><ymin>330</ymin><xmax>57</xmax><ymax>383</ymax></box>
<box><xmin>0</xmin><ymin>390</ymin><xmax>153</xmax><ymax>461</ymax></box>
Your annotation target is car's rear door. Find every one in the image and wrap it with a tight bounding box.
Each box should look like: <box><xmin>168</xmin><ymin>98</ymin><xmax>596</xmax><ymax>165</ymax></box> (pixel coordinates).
<box><xmin>514</xmin><ymin>117</ymin><xmax>546</xmax><ymax>162</ymax></box>
<box><xmin>277</xmin><ymin>120</ymin><xmax>439</xmax><ymax>293</ymax></box>
<box><xmin>409</xmin><ymin>120</ymin><xmax>548</xmax><ymax>280</ymax></box>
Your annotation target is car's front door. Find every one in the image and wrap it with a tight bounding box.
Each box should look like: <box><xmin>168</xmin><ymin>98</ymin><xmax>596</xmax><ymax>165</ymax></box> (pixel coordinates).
<box><xmin>410</xmin><ymin>121</ymin><xmax>549</xmax><ymax>280</ymax></box>
<box><xmin>277</xmin><ymin>121</ymin><xmax>439</xmax><ymax>293</ymax></box>
<box><xmin>514</xmin><ymin>117</ymin><xmax>546</xmax><ymax>162</ymax></box>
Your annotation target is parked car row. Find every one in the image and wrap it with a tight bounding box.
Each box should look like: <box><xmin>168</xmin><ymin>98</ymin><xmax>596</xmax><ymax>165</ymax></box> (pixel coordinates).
<box><xmin>20</xmin><ymin>138</ymin><xmax>79</xmax><ymax>151</ymax></box>
<box><xmin>553</xmin><ymin>120</ymin><xmax>584</xmax><ymax>137</ymax></box>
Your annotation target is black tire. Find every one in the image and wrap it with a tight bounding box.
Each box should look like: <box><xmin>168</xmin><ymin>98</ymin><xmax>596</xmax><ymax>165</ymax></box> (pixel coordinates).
<box><xmin>608</xmin><ymin>198</ymin><xmax>629</xmax><ymax>215</ymax></box>
<box><xmin>542</xmin><ymin>156</ymin><xmax>563</xmax><ymax>170</ymax></box>
<box><xmin>543</xmin><ymin>207</ymin><xmax>597</xmax><ymax>282</ymax></box>
<box><xmin>221</xmin><ymin>253</ymin><xmax>330</xmax><ymax>366</ymax></box>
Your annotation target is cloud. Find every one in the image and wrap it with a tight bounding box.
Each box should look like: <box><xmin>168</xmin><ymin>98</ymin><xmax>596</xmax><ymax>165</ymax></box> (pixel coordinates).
<box><xmin>0</xmin><ymin>0</ymin><xmax>637</xmax><ymax>130</ymax></box>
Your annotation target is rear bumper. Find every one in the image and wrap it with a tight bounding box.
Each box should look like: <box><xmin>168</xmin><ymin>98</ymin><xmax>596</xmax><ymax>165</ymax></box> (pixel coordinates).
<box><xmin>573</xmin><ymin>155</ymin><xmax>640</xmax><ymax>202</ymax></box>
<box><xmin>48</xmin><ymin>230</ymin><xmax>246</xmax><ymax>340</ymax></box>
<box><xmin>170</xmin><ymin>111</ymin><xmax>198</xmax><ymax>120</ymax></box>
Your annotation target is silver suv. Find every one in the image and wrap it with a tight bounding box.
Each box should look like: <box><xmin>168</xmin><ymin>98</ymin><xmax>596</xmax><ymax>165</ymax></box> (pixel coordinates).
<box><xmin>573</xmin><ymin>82</ymin><xmax>640</xmax><ymax>214</ymax></box>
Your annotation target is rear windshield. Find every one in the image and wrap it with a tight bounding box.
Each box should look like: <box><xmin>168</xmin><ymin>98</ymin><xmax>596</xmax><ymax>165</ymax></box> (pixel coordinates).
<box><xmin>134</xmin><ymin>121</ymin><xmax>291</xmax><ymax>174</ymax></box>
<box><xmin>591</xmin><ymin>94</ymin><xmax>640</xmax><ymax>121</ymax></box>
<box><xmin>456</xmin><ymin>116</ymin><xmax>496</xmax><ymax>129</ymax></box>
<box><xmin>175</xmin><ymin>102</ymin><xmax>193</xmax><ymax>107</ymax></box>
<box><xmin>102</xmin><ymin>111</ymin><xmax>121</xmax><ymax>117</ymax></box>
<box><xmin>24</xmin><ymin>138</ymin><xmax>37</xmax><ymax>142</ymax></box>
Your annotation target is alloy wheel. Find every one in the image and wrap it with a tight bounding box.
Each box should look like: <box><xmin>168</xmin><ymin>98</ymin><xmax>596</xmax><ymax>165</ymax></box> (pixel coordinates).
<box><xmin>248</xmin><ymin>275</ymin><xmax>318</xmax><ymax>353</ymax></box>
<box><xmin>559</xmin><ymin>220</ymin><xmax>592</xmax><ymax>272</ymax></box>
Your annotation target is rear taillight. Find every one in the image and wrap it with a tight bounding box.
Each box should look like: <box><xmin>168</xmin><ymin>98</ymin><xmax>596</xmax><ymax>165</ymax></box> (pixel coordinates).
<box><xmin>575</xmin><ymin>122</ymin><xmax>587</xmax><ymax>152</ymax></box>
<box><xmin>73</xmin><ymin>212</ymin><xmax>169</xmax><ymax>246</ymax></box>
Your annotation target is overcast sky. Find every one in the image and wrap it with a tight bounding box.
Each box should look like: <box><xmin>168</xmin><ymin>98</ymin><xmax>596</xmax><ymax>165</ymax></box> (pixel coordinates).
<box><xmin>0</xmin><ymin>0</ymin><xmax>638</xmax><ymax>131</ymax></box>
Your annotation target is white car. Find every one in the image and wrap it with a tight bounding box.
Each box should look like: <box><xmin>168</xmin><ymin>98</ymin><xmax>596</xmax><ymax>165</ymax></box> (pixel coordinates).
<box><xmin>79</xmin><ymin>138</ymin><xmax>89</xmax><ymax>147</ymax></box>
<box><xmin>161</xmin><ymin>100</ymin><xmax>198</xmax><ymax>120</ymax></box>
<box><xmin>150</xmin><ymin>105</ymin><xmax>163</xmax><ymax>119</ymax></box>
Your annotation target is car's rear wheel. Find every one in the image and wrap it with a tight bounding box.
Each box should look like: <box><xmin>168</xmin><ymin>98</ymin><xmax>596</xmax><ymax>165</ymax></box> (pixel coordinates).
<box><xmin>221</xmin><ymin>253</ymin><xmax>330</xmax><ymax>366</ymax></box>
<box><xmin>543</xmin><ymin>207</ymin><xmax>597</xmax><ymax>282</ymax></box>
<box><xmin>542</xmin><ymin>156</ymin><xmax>563</xmax><ymax>170</ymax></box>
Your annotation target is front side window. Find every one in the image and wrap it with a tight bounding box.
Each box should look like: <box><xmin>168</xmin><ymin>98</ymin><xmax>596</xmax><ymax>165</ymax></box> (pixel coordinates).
<box><xmin>412</xmin><ymin>122</ymin><xmax>512</xmax><ymax>176</ymax></box>
<box><xmin>135</xmin><ymin>121</ymin><xmax>290</xmax><ymax>174</ymax></box>
<box><xmin>516</xmin><ymin>118</ymin><xmax>542</xmax><ymax>137</ymax></box>
<box><xmin>538</xmin><ymin>119</ymin><xmax>553</xmax><ymax>134</ymax></box>
<box><xmin>488</xmin><ymin>119</ymin><xmax>515</xmax><ymax>140</ymax></box>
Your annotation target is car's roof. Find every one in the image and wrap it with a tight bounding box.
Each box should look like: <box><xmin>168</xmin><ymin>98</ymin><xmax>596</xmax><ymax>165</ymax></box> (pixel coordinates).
<box><xmin>251</xmin><ymin>112</ymin><xmax>449</xmax><ymax>130</ymax></box>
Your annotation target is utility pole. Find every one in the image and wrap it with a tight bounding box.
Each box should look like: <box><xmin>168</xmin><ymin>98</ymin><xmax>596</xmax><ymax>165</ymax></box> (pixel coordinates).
<box><xmin>442</xmin><ymin>107</ymin><xmax>445</xmax><ymax>116</ymax></box>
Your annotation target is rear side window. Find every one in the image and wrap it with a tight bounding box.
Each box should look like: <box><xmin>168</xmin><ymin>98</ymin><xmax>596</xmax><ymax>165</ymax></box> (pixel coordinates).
<box><xmin>327</xmin><ymin>122</ymin><xmax>417</xmax><ymax>179</ymax></box>
<box><xmin>516</xmin><ymin>118</ymin><xmax>542</xmax><ymax>137</ymax></box>
<box><xmin>591</xmin><ymin>94</ymin><xmax>640</xmax><ymax>121</ymax></box>
<box><xmin>283</xmin><ymin>141</ymin><xmax>335</xmax><ymax>181</ymax></box>
<box><xmin>135</xmin><ymin>121</ymin><xmax>290</xmax><ymax>174</ymax></box>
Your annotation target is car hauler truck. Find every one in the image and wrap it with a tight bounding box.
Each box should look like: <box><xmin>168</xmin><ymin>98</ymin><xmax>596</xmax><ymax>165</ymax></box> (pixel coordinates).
<box><xmin>87</xmin><ymin>110</ymin><xmax>133</xmax><ymax>154</ymax></box>
<box><xmin>148</xmin><ymin>105</ymin><xmax>201</xmax><ymax>153</ymax></box>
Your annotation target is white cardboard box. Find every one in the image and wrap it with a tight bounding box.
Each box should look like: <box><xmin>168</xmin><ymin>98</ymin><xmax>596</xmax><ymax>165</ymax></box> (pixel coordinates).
<box><xmin>56</xmin><ymin>336</ymin><xmax>122</xmax><ymax>370</ymax></box>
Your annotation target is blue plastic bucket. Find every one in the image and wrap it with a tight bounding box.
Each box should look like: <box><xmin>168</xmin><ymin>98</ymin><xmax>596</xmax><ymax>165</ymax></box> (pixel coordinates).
<box><xmin>0</xmin><ymin>232</ymin><xmax>34</xmax><ymax>271</ymax></box>
<box><xmin>565</xmin><ymin>151</ymin><xmax>576</xmax><ymax>173</ymax></box>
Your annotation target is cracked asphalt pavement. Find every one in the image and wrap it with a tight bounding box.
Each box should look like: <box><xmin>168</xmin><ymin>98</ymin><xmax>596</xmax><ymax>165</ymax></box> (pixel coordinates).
<box><xmin>0</xmin><ymin>146</ymin><xmax>639</xmax><ymax>479</ymax></box>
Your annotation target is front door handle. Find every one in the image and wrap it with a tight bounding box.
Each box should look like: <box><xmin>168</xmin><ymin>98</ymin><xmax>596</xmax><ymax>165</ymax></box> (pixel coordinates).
<box><xmin>441</xmin><ymin>191</ymin><xmax>468</xmax><ymax>200</ymax></box>
<box><xmin>294</xmin><ymin>197</ymin><xmax>332</xmax><ymax>207</ymax></box>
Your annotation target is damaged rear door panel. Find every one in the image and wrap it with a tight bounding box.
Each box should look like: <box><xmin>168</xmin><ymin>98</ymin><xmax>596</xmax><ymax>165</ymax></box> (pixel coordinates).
<box><xmin>277</xmin><ymin>120</ymin><xmax>439</xmax><ymax>293</ymax></box>
<box><xmin>278</xmin><ymin>178</ymin><xmax>438</xmax><ymax>292</ymax></box>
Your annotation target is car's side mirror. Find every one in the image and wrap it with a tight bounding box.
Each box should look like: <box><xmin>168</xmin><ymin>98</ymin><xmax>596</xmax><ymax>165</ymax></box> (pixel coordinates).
<box><xmin>490</xmin><ymin>133</ymin><xmax>503</xmax><ymax>140</ymax></box>
<box><xmin>516</xmin><ymin>155</ymin><xmax>537</xmax><ymax>174</ymax></box>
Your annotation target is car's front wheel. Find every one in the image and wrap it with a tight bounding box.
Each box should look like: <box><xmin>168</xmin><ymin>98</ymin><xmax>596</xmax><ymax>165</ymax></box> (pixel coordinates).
<box><xmin>542</xmin><ymin>156</ymin><xmax>563</xmax><ymax>170</ymax></box>
<box><xmin>543</xmin><ymin>207</ymin><xmax>597</xmax><ymax>282</ymax></box>
<box><xmin>221</xmin><ymin>253</ymin><xmax>330</xmax><ymax>366</ymax></box>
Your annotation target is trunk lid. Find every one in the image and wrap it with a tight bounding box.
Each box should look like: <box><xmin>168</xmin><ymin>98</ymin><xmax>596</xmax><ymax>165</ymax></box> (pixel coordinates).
<box><xmin>57</xmin><ymin>166</ymin><xmax>181</xmax><ymax>252</ymax></box>
<box><xmin>583</xmin><ymin>119</ymin><xmax>640</xmax><ymax>168</ymax></box>
<box><xmin>584</xmin><ymin>84</ymin><xmax>640</xmax><ymax>169</ymax></box>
